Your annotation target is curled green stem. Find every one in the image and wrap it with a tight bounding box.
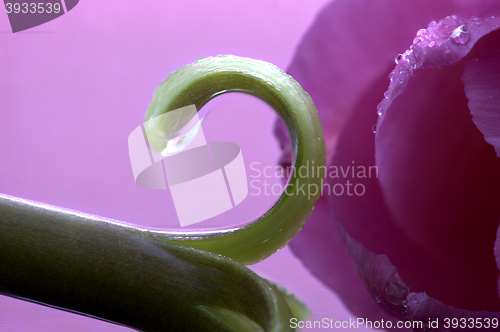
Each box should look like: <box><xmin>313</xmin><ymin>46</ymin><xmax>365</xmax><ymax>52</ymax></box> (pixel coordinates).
<box><xmin>0</xmin><ymin>55</ymin><xmax>324</xmax><ymax>331</ymax></box>
<box><xmin>144</xmin><ymin>55</ymin><xmax>325</xmax><ymax>265</ymax></box>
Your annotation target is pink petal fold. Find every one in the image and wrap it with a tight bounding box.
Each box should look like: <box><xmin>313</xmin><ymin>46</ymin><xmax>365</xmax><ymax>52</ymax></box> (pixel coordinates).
<box><xmin>279</xmin><ymin>0</ymin><xmax>500</xmax><ymax>166</ymax></box>
<box><xmin>375</xmin><ymin>17</ymin><xmax>500</xmax><ymax>311</ymax></box>
<box><xmin>275</xmin><ymin>0</ymin><xmax>500</xmax><ymax>324</ymax></box>
<box><xmin>287</xmin><ymin>194</ymin><xmax>399</xmax><ymax>324</ymax></box>
<box><xmin>462</xmin><ymin>29</ymin><xmax>500</xmax><ymax>156</ymax></box>
<box><xmin>375</xmin><ymin>15</ymin><xmax>500</xmax><ymax>119</ymax></box>
<box><xmin>324</xmin><ymin>66</ymin><xmax>494</xmax><ymax>316</ymax></box>
<box><xmin>406</xmin><ymin>292</ymin><xmax>500</xmax><ymax>332</ymax></box>
<box><xmin>341</xmin><ymin>226</ymin><xmax>500</xmax><ymax>331</ymax></box>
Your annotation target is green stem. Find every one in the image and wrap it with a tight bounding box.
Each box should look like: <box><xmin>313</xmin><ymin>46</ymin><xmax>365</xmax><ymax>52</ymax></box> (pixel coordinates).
<box><xmin>144</xmin><ymin>55</ymin><xmax>325</xmax><ymax>265</ymax></box>
<box><xmin>0</xmin><ymin>56</ymin><xmax>324</xmax><ymax>331</ymax></box>
<box><xmin>0</xmin><ymin>194</ymin><xmax>293</xmax><ymax>332</ymax></box>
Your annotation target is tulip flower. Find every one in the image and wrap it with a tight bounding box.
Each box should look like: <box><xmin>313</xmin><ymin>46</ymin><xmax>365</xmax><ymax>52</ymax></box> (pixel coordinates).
<box><xmin>277</xmin><ymin>0</ymin><xmax>500</xmax><ymax>330</ymax></box>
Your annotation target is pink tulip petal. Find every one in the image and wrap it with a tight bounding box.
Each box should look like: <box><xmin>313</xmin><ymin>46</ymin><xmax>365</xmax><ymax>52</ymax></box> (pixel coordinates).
<box><xmin>461</xmin><ymin>32</ymin><xmax>500</xmax><ymax>301</ymax></box>
<box><xmin>278</xmin><ymin>0</ymin><xmax>500</xmax><ymax>167</ymax></box>
<box><xmin>462</xmin><ymin>29</ymin><xmax>500</xmax><ymax>156</ymax></box>
<box><xmin>375</xmin><ymin>17</ymin><xmax>500</xmax><ymax>311</ymax></box>
<box><xmin>405</xmin><ymin>291</ymin><xmax>500</xmax><ymax>331</ymax></box>
<box><xmin>324</xmin><ymin>68</ymin><xmax>459</xmax><ymax>320</ymax></box>
<box><xmin>341</xmin><ymin>226</ymin><xmax>500</xmax><ymax>331</ymax></box>
<box><xmin>376</xmin><ymin>15</ymin><xmax>500</xmax><ymax>119</ymax></box>
<box><xmin>276</xmin><ymin>0</ymin><xmax>500</xmax><ymax>322</ymax></box>
<box><xmin>288</xmin><ymin>194</ymin><xmax>400</xmax><ymax>324</ymax></box>
<box><xmin>338</xmin><ymin>225</ymin><xmax>409</xmax><ymax>319</ymax></box>
<box><xmin>276</xmin><ymin>89</ymin><xmax>395</xmax><ymax>320</ymax></box>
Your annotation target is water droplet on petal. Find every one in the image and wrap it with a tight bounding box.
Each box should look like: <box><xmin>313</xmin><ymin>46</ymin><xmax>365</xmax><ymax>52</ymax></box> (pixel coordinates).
<box><xmin>429</xmin><ymin>20</ymin><xmax>437</xmax><ymax>27</ymax></box>
<box><xmin>385</xmin><ymin>277</ymin><xmax>409</xmax><ymax>306</ymax></box>
<box><xmin>412</xmin><ymin>37</ymin><xmax>421</xmax><ymax>45</ymax></box>
<box><xmin>428</xmin><ymin>41</ymin><xmax>436</xmax><ymax>48</ymax></box>
<box><xmin>388</xmin><ymin>71</ymin><xmax>395</xmax><ymax>81</ymax></box>
<box><xmin>376</xmin><ymin>102</ymin><xmax>384</xmax><ymax>116</ymax></box>
<box><xmin>451</xmin><ymin>25</ymin><xmax>470</xmax><ymax>45</ymax></box>
<box><xmin>402</xmin><ymin>299</ymin><xmax>409</xmax><ymax>307</ymax></box>
<box><xmin>395</xmin><ymin>54</ymin><xmax>403</xmax><ymax>64</ymax></box>
<box><xmin>442</xmin><ymin>16</ymin><xmax>456</xmax><ymax>28</ymax></box>
<box><xmin>372</xmin><ymin>124</ymin><xmax>377</xmax><ymax>133</ymax></box>
<box><xmin>416</xmin><ymin>28</ymin><xmax>427</xmax><ymax>36</ymax></box>
<box><xmin>401</xmin><ymin>310</ymin><xmax>409</xmax><ymax>319</ymax></box>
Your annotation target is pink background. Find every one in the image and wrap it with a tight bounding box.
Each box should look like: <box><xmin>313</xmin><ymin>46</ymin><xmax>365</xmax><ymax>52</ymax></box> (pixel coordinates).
<box><xmin>0</xmin><ymin>1</ymin><xmax>375</xmax><ymax>331</ymax></box>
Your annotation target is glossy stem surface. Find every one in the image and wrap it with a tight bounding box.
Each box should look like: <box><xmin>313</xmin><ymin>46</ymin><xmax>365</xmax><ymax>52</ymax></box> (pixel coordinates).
<box><xmin>0</xmin><ymin>194</ymin><xmax>293</xmax><ymax>332</ymax></box>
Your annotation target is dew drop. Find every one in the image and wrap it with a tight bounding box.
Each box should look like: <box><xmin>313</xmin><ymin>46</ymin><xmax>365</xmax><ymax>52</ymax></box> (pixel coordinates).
<box><xmin>429</xmin><ymin>20</ymin><xmax>437</xmax><ymax>27</ymax></box>
<box><xmin>151</xmin><ymin>108</ymin><xmax>210</xmax><ymax>156</ymax></box>
<box><xmin>441</xmin><ymin>15</ymin><xmax>457</xmax><ymax>28</ymax></box>
<box><xmin>451</xmin><ymin>25</ymin><xmax>470</xmax><ymax>45</ymax></box>
<box><xmin>376</xmin><ymin>102</ymin><xmax>384</xmax><ymax>116</ymax></box>
<box><xmin>402</xmin><ymin>299</ymin><xmax>409</xmax><ymax>307</ymax></box>
<box><xmin>385</xmin><ymin>278</ymin><xmax>409</xmax><ymax>306</ymax></box>
<box><xmin>383</xmin><ymin>90</ymin><xmax>389</xmax><ymax>98</ymax></box>
<box><xmin>372</xmin><ymin>124</ymin><xmax>377</xmax><ymax>133</ymax></box>
<box><xmin>412</xmin><ymin>37</ymin><xmax>421</xmax><ymax>45</ymax></box>
<box><xmin>395</xmin><ymin>54</ymin><xmax>403</xmax><ymax>64</ymax></box>
<box><xmin>416</xmin><ymin>28</ymin><xmax>427</xmax><ymax>36</ymax></box>
<box><xmin>401</xmin><ymin>310</ymin><xmax>409</xmax><ymax>319</ymax></box>
<box><xmin>428</xmin><ymin>41</ymin><xmax>436</xmax><ymax>48</ymax></box>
